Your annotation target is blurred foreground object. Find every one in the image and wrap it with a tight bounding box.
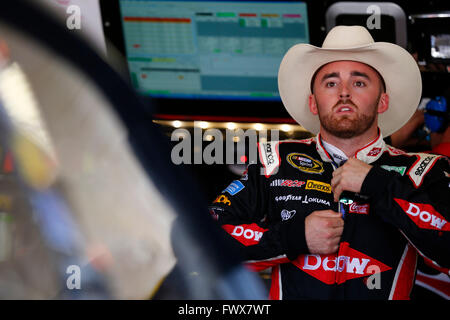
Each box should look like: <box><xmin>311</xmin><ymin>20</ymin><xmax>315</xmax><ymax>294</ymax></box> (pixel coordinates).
<box><xmin>0</xmin><ymin>0</ymin><xmax>266</xmax><ymax>299</ymax></box>
<box><xmin>0</xmin><ymin>23</ymin><xmax>175</xmax><ymax>299</ymax></box>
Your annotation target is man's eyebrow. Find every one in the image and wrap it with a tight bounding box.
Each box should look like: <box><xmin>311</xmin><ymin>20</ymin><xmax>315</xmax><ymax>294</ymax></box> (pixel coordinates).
<box><xmin>320</xmin><ymin>72</ymin><xmax>339</xmax><ymax>82</ymax></box>
<box><xmin>351</xmin><ymin>71</ymin><xmax>371</xmax><ymax>80</ymax></box>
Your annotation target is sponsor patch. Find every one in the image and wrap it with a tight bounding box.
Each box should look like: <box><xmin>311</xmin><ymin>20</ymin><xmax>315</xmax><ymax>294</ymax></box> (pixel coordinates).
<box><xmin>270</xmin><ymin>179</ymin><xmax>305</xmax><ymax>187</ymax></box>
<box><xmin>213</xmin><ymin>194</ymin><xmax>231</xmax><ymax>206</ymax></box>
<box><xmin>414</xmin><ymin>156</ymin><xmax>434</xmax><ymax>176</ymax></box>
<box><xmin>349</xmin><ymin>202</ymin><xmax>370</xmax><ymax>215</ymax></box>
<box><xmin>259</xmin><ymin>141</ymin><xmax>280</xmax><ymax>177</ymax></box>
<box><xmin>302</xmin><ymin>195</ymin><xmax>331</xmax><ymax>206</ymax></box>
<box><xmin>292</xmin><ymin>242</ymin><xmax>391</xmax><ymax>285</ymax></box>
<box><xmin>408</xmin><ymin>154</ymin><xmax>441</xmax><ymax>188</ymax></box>
<box><xmin>222</xmin><ymin>223</ymin><xmax>268</xmax><ymax>246</ymax></box>
<box><xmin>281</xmin><ymin>209</ymin><xmax>296</xmax><ymax>221</ymax></box>
<box><xmin>305</xmin><ymin>180</ymin><xmax>331</xmax><ymax>193</ymax></box>
<box><xmin>223</xmin><ymin>180</ymin><xmax>245</xmax><ymax>195</ymax></box>
<box><xmin>275</xmin><ymin>194</ymin><xmax>302</xmax><ymax>202</ymax></box>
<box><xmin>394</xmin><ymin>198</ymin><xmax>449</xmax><ymax>231</ymax></box>
<box><xmin>287</xmin><ymin>153</ymin><xmax>324</xmax><ymax>174</ymax></box>
<box><xmin>381</xmin><ymin>165</ymin><xmax>406</xmax><ymax>176</ymax></box>
<box><xmin>264</xmin><ymin>143</ymin><xmax>275</xmax><ymax>165</ymax></box>
<box><xmin>367</xmin><ymin>147</ymin><xmax>382</xmax><ymax>157</ymax></box>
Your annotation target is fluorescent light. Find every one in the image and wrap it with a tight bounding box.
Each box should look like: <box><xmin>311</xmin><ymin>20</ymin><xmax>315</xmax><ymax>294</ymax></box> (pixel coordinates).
<box><xmin>172</xmin><ymin>120</ymin><xmax>182</xmax><ymax>128</ymax></box>
<box><xmin>226</xmin><ymin>122</ymin><xmax>237</xmax><ymax>130</ymax></box>
<box><xmin>253</xmin><ymin>123</ymin><xmax>263</xmax><ymax>131</ymax></box>
<box><xmin>198</xmin><ymin>121</ymin><xmax>209</xmax><ymax>129</ymax></box>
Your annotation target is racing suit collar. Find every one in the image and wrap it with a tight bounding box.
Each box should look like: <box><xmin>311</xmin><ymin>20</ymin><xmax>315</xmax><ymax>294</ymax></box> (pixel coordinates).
<box><xmin>316</xmin><ymin>129</ymin><xmax>386</xmax><ymax>165</ymax></box>
<box><xmin>320</xmin><ymin>139</ymin><xmax>348</xmax><ymax>166</ymax></box>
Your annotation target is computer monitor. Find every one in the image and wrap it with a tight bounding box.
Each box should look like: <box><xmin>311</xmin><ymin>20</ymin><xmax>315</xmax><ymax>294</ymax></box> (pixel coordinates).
<box><xmin>114</xmin><ymin>0</ymin><xmax>309</xmax><ymax>103</ymax></box>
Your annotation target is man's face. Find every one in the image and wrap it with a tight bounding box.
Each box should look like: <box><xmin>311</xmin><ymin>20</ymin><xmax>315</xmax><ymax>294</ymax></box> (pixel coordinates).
<box><xmin>309</xmin><ymin>60</ymin><xmax>388</xmax><ymax>139</ymax></box>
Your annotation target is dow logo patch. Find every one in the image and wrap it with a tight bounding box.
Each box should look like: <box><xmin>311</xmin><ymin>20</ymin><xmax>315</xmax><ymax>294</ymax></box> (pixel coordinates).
<box><xmin>222</xmin><ymin>223</ymin><xmax>268</xmax><ymax>246</ymax></box>
<box><xmin>394</xmin><ymin>198</ymin><xmax>449</xmax><ymax>231</ymax></box>
<box><xmin>287</xmin><ymin>153</ymin><xmax>324</xmax><ymax>174</ymax></box>
<box><xmin>292</xmin><ymin>242</ymin><xmax>391</xmax><ymax>285</ymax></box>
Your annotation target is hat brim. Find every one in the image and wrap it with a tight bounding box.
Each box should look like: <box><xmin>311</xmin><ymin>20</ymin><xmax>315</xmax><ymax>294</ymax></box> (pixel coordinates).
<box><xmin>278</xmin><ymin>42</ymin><xmax>422</xmax><ymax>137</ymax></box>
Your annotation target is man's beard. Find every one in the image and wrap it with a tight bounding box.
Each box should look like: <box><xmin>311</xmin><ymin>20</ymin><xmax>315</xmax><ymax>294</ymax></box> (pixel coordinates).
<box><xmin>317</xmin><ymin>98</ymin><xmax>379</xmax><ymax>139</ymax></box>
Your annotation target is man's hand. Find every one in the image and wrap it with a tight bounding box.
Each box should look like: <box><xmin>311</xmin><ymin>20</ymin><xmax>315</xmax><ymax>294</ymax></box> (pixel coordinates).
<box><xmin>305</xmin><ymin>210</ymin><xmax>344</xmax><ymax>255</ymax></box>
<box><xmin>331</xmin><ymin>158</ymin><xmax>372</xmax><ymax>202</ymax></box>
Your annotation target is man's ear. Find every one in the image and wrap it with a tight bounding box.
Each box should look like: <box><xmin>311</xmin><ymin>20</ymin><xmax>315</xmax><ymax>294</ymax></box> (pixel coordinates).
<box><xmin>377</xmin><ymin>93</ymin><xmax>389</xmax><ymax>114</ymax></box>
<box><xmin>309</xmin><ymin>94</ymin><xmax>318</xmax><ymax>115</ymax></box>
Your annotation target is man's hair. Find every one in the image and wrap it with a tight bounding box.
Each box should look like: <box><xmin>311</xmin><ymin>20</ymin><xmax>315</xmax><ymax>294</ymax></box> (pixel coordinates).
<box><xmin>310</xmin><ymin>61</ymin><xmax>386</xmax><ymax>94</ymax></box>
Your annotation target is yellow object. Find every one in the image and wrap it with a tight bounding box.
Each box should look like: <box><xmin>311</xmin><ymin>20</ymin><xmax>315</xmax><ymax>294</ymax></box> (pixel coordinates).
<box><xmin>13</xmin><ymin>132</ymin><xmax>56</xmax><ymax>189</ymax></box>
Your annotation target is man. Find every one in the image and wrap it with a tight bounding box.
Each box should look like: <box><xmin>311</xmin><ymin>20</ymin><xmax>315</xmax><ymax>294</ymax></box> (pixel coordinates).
<box><xmin>210</xmin><ymin>26</ymin><xmax>450</xmax><ymax>299</ymax></box>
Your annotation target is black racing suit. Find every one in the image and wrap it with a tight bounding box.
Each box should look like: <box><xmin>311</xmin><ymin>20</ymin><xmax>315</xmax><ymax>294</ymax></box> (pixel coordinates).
<box><xmin>209</xmin><ymin>132</ymin><xmax>450</xmax><ymax>299</ymax></box>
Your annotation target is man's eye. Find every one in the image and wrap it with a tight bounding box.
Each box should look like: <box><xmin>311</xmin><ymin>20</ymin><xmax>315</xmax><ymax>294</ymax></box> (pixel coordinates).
<box><xmin>326</xmin><ymin>82</ymin><xmax>336</xmax><ymax>88</ymax></box>
<box><xmin>354</xmin><ymin>81</ymin><xmax>366</xmax><ymax>87</ymax></box>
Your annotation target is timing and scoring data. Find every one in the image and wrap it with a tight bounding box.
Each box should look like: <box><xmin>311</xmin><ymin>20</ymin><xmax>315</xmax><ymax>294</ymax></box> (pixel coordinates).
<box><xmin>119</xmin><ymin>0</ymin><xmax>309</xmax><ymax>100</ymax></box>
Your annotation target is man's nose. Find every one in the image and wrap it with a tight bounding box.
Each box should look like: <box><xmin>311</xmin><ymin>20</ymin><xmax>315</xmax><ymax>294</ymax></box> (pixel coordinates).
<box><xmin>339</xmin><ymin>84</ymin><xmax>351</xmax><ymax>99</ymax></box>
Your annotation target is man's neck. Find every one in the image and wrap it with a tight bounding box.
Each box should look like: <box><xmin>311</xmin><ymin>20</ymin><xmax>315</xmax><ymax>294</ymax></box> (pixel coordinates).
<box><xmin>319</xmin><ymin>127</ymin><xmax>380</xmax><ymax>158</ymax></box>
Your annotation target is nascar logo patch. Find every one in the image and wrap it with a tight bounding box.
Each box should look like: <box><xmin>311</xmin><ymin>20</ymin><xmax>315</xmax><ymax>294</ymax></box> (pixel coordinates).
<box><xmin>287</xmin><ymin>153</ymin><xmax>324</xmax><ymax>174</ymax></box>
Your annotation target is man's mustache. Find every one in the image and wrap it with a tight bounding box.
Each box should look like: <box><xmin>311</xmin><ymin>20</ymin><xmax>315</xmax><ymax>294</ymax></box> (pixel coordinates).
<box><xmin>332</xmin><ymin>99</ymin><xmax>358</xmax><ymax>110</ymax></box>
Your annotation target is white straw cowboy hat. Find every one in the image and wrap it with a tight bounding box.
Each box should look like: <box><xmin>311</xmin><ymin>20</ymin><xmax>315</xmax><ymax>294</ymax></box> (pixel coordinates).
<box><xmin>278</xmin><ymin>25</ymin><xmax>422</xmax><ymax>137</ymax></box>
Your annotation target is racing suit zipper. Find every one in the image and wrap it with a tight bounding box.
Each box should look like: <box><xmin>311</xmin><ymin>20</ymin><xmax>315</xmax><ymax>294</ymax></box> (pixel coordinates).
<box><xmin>331</xmin><ymin>161</ymin><xmax>350</xmax><ymax>298</ymax></box>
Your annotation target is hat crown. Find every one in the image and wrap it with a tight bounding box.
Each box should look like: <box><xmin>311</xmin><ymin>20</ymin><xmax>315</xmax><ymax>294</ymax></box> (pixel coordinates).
<box><xmin>322</xmin><ymin>25</ymin><xmax>375</xmax><ymax>48</ymax></box>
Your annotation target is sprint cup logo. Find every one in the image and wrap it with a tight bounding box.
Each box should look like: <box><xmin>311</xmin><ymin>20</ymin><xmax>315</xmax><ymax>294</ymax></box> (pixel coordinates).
<box><xmin>287</xmin><ymin>153</ymin><xmax>324</xmax><ymax>174</ymax></box>
<box><xmin>305</xmin><ymin>180</ymin><xmax>331</xmax><ymax>193</ymax></box>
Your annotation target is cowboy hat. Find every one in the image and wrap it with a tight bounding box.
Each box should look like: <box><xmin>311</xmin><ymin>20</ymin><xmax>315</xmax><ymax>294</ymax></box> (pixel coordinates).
<box><xmin>278</xmin><ymin>25</ymin><xmax>422</xmax><ymax>137</ymax></box>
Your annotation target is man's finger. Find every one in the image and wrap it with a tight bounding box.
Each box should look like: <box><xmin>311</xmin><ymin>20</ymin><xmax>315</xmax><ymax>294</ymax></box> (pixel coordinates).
<box><xmin>330</xmin><ymin>219</ymin><xmax>344</xmax><ymax>229</ymax></box>
<box><xmin>331</xmin><ymin>175</ymin><xmax>341</xmax><ymax>192</ymax></box>
<box><xmin>328</xmin><ymin>226</ymin><xmax>344</xmax><ymax>238</ymax></box>
<box><xmin>332</xmin><ymin>166</ymin><xmax>342</xmax><ymax>178</ymax></box>
<box><xmin>329</xmin><ymin>232</ymin><xmax>343</xmax><ymax>242</ymax></box>
<box><xmin>333</xmin><ymin>184</ymin><xmax>343</xmax><ymax>202</ymax></box>
<box><xmin>314</xmin><ymin>210</ymin><xmax>341</xmax><ymax>217</ymax></box>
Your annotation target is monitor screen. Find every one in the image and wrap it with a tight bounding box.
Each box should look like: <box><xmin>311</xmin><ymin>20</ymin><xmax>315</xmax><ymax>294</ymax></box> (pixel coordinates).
<box><xmin>118</xmin><ymin>0</ymin><xmax>309</xmax><ymax>101</ymax></box>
